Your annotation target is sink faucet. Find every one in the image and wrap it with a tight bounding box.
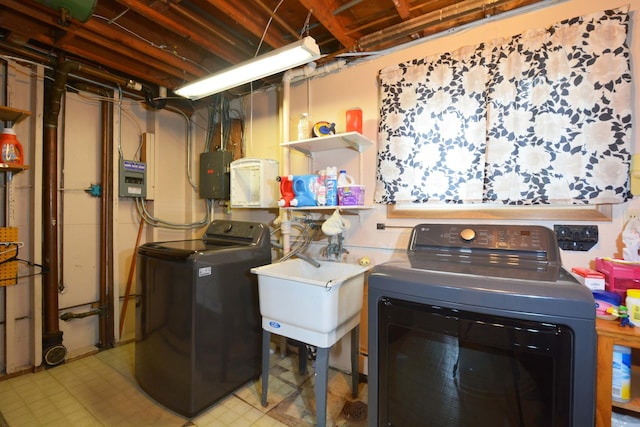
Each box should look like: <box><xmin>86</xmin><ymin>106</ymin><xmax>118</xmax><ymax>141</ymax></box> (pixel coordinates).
<box><xmin>322</xmin><ymin>233</ymin><xmax>349</xmax><ymax>261</ymax></box>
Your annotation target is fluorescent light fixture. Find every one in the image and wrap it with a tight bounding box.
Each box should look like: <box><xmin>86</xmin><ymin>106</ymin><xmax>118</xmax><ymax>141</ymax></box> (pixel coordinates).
<box><xmin>175</xmin><ymin>36</ymin><xmax>321</xmax><ymax>100</ymax></box>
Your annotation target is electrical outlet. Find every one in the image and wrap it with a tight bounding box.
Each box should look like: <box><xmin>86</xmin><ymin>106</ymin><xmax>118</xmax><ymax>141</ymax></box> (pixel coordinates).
<box><xmin>624</xmin><ymin>209</ymin><xmax>640</xmax><ymax>223</ymax></box>
<box><xmin>553</xmin><ymin>225</ymin><xmax>598</xmax><ymax>251</ymax></box>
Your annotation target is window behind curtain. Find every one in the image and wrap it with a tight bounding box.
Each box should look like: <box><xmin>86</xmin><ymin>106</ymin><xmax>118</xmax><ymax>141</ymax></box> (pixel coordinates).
<box><xmin>375</xmin><ymin>8</ymin><xmax>632</xmax><ymax>206</ymax></box>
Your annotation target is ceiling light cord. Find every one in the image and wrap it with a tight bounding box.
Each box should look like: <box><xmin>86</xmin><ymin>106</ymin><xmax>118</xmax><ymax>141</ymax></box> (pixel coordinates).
<box><xmin>300</xmin><ymin>10</ymin><xmax>312</xmax><ymax>38</ymax></box>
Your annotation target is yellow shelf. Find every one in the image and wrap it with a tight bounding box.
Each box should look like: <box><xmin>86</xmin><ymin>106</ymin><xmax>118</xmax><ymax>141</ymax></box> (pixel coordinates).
<box><xmin>0</xmin><ymin>163</ymin><xmax>28</xmax><ymax>174</ymax></box>
<box><xmin>0</xmin><ymin>106</ymin><xmax>30</xmax><ymax>126</ymax></box>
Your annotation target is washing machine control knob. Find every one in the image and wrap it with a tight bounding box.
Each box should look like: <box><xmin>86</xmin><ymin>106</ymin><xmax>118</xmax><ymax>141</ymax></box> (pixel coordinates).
<box><xmin>460</xmin><ymin>228</ymin><xmax>476</xmax><ymax>242</ymax></box>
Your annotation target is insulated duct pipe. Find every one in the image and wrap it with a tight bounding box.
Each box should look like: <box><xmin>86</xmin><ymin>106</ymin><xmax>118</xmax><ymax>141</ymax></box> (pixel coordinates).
<box><xmin>42</xmin><ymin>59</ymin><xmax>79</xmax><ymax>366</ymax></box>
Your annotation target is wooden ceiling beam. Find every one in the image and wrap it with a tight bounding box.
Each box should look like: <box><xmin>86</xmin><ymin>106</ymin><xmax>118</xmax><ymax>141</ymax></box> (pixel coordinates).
<box><xmin>392</xmin><ymin>0</ymin><xmax>412</xmax><ymax>20</ymax></box>
<box><xmin>114</xmin><ymin>0</ymin><xmax>248</xmax><ymax>64</ymax></box>
<box><xmin>82</xmin><ymin>18</ymin><xmax>205</xmax><ymax>79</ymax></box>
<box><xmin>298</xmin><ymin>0</ymin><xmax>357</xmax><ymax>51</ymax></box>
<box><xmin>1</xmin><ymin>0</ymin><xmax>203</xmax><ymax>85</ymax></box>
<box><xmin>251</xmin><ymin>0</ymin><xmax>300</xmax><ymax>41</ymax></box>
<box><xmin>206</xmin><ymin>0</ymin><xmax>289</xmax><ymax>50</ymax></box>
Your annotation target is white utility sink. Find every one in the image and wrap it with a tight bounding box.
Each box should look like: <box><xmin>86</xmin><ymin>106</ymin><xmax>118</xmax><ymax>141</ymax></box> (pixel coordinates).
<box><xmin>251</xmin><ymin>258</ymin><xmax>371</xmax><ymax>347</ymax></box>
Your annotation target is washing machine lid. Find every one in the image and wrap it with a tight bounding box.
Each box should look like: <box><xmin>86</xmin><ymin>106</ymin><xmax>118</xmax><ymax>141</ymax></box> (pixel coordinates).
<box><xmin>138</xmin><ymin>220</ymin><xmax>270</xmax><ymax>259</ymax></box>
<box><xmin>137</xmin><ymin>239</ymin><xmax>241</xmax><ymax>259</ymax></box>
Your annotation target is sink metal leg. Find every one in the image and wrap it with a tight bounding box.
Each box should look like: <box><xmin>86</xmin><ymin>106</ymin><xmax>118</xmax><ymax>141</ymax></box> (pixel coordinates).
<box><xmin>315</xmin><ymin>347</ymin><xmax>330</xmax><ymax>427</ymax></box>
<box><xmin>350</xmin><ymin>325</ymin><xmax>360</xmax><ymax>398</ymax></box>
<box><xmin>261</xmin><ymin>330</ymin><xmax>271</xmax><ymax>407</ymax></box>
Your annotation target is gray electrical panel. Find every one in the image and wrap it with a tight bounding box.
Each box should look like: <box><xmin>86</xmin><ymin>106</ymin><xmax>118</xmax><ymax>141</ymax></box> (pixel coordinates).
<box><xmin>200</xmin><ymin>151</ymin><xmax>232</xmax><ymax>199</ymax></box>
<box><xmin>118</xmin><ymin>159</ymin><xmax>147</xmax><ymax>198</ymax></box>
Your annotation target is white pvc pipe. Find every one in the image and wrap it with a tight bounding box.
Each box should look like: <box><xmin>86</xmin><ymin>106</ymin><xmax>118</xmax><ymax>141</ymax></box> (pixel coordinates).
<box><xmin>277</xmin><ymin>59</ymin><xmax>348</xmax><ymax>257</ymax></box>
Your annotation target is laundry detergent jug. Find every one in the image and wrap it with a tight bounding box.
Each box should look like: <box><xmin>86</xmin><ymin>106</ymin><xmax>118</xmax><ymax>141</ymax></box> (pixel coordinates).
<box><xmin>0</xmin><ymin>128</ymin><xmax>23</xmax><ymax>165</ymax></box>
<box><xmin>291</xmin><ymin>174</ymin><xmax>317</xmax><ymax>207</ymax></box>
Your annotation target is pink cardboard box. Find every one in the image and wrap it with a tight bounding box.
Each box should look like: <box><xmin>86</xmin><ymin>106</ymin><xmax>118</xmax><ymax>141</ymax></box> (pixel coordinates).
<box><xmin>595</xmin><ymin>257</ymin><xmax>640</xmax><ymax>299</ymax></box>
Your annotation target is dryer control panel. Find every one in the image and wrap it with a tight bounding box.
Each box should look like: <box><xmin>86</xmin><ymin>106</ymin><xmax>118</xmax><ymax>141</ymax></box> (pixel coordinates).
<box><xmin>409</xmin><ymin>224</ymin><xmax>558</xmax><ymax>264</ymax></box>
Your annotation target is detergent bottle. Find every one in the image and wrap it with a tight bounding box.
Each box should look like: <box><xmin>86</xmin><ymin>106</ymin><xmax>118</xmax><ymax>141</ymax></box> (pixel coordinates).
<box><xmin>291</xmin><ymin>174</ymin><xmax>317</xmax><ymax>207</ymax></box>
<box><xmin>0</xmin><ymin>127</ymin><xmax>23</xmax><ymax>165</ymax></box>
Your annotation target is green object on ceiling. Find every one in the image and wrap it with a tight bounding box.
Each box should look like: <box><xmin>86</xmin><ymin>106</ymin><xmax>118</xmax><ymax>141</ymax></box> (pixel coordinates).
<box><xmin>35</xmin><ymin>0</ymin><xmax>97</xmax><ymax>23</ymax></box>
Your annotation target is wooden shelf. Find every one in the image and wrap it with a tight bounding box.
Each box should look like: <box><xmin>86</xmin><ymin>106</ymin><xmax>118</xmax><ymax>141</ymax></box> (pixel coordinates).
<box><xmin>612</xmin><ymin>365</ymin><xmax>640</xmax><ymax>412</ymax></box>
<box><xmin>0</xmin><ymin>163</ymin><xmax>28</xmax><ymax>174</ymax></box>
<box><xmin>596</xmin><ymin>318</ymin><xmax>640</xmax><ymax>426</ymax></box>
<box><xmin>0</xmin><ymin>106</ymin><xmax>30</xmax><ymax>126</ymax></box>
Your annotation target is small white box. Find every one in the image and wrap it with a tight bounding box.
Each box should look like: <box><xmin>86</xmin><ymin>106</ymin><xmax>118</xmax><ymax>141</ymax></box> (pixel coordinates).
<box><xmin>230</xmin><ymin>158</ymin><xmax>279</xmax><ymax>208</ymax></box>
<box><xmin>571</xmin><ymin>267</ymin><xmax>605</xmax><ymax>291</ymax></box>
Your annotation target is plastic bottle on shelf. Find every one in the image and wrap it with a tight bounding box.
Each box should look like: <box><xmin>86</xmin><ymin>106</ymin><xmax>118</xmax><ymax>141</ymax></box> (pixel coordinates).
<box><xmin>0</xmin><ymin>127</ymin><xmax>23</xmax><ymax>165</ymax></box>
<box><xmin>325</xmin><ymin>166</ymin><xmax>338</xmax><ymax>206</ymax></box>
<box><xmin>297</xmin><ymin>113</ymin><xmax>309</xmax><ymax>140</ymax></box>
<box><xmin>612</xmin><ymin>344</ymin><xmax>632</xmax><ymax>403</ymax></box>
<box><xmin>316</xmin><ymin>170</ymin><xmax>327</xmax><ymax>206</ymax></box>
<box><xmin>337</xmin><ymin>170</ymin><xmax>354</xmax><ymax>186</ymax></box>
<box><xmin>626</xmin><ymin>289</ymin><xmax>640</xmax><ymax>323</ymax></box>
<box><xmin>346</xmin><ymin>108</ymin><xmax>362</xmax><ymax>133</ymax></box>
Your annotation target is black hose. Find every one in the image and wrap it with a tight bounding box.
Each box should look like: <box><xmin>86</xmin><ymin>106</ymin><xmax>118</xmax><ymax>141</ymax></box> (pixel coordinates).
<box><xmin>143</xmin><ymin>86</ymin><xmax>167</xmax><ymax>110</ymax></box>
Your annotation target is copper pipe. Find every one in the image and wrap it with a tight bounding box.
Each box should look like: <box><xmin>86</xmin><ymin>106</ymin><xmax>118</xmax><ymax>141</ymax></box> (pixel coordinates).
<box><xmin>99</xmin><ymin>92</ymin><xmax>115</xmax><ymax>349</ymax></box>
<box><xmin>42</xmin><ymin>59</ymin><xmax>79</xmax><ymax>361</ymax></box>
<box><xmin>63</xmin><ymin>82</ymin><xmax>116</xmax><ymax>350</ymax></box>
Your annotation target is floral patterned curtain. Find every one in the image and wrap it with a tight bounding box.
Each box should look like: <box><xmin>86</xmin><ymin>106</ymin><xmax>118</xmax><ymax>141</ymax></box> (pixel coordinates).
<box><xmin>375</xmin><ymin>8</ymin><xmax>632</xmax><ymax>205</ymax></box>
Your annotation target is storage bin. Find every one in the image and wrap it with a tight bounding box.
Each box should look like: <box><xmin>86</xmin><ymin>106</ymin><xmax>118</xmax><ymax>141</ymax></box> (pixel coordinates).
<box><xmin>230</xmin><ymin>158</ymin><xmax>279</xmax><ymax>207</ymax></box>
<box><xmin>595</xmin><ymin>257</ymin><xmax>640</xmax><ymax>299</ymax></box>
<box><xmin>338</xmin><ymin>185</ymin><xmax>365</xmax><ymax>206</ymax></box>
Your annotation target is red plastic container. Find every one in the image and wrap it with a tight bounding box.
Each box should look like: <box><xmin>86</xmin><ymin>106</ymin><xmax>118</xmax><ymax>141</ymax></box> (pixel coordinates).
<box><xmin>595</xmin><ymin>257</ymin><xmax>640</xmax><ymax>299</ymax></box>
<box><xmin>346</xmin><ymin>108</ymin><xmax>362</xmax><ymax>133</ymax></box>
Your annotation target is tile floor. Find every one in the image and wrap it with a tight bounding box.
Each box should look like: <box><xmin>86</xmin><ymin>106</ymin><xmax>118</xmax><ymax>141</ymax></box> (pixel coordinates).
<box><xmin>0</xmin><ymin>343</ymin><xmax>368</xmax><ymax>426</ymax></box>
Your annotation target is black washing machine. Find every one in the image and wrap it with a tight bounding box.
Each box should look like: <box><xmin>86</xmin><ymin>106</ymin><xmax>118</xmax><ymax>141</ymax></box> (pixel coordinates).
<box><xmin>135</xmin><ymin>220</ymin><xmax>271</xmax><ymax>417</ymax></box>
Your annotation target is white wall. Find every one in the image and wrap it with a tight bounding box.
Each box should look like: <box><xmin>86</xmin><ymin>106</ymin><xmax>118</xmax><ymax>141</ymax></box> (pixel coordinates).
<box><xmin>239</xmin><ymin>0</ymin><xmax>638</xmax><ymax>270</ymax></box>
<box><xmin>236</xmin><ymin>0</ymin><xmax>639</xmax><ymax>370</ymax></box>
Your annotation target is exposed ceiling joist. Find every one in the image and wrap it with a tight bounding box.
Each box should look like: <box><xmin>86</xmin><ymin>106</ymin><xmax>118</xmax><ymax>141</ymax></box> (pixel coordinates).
<box><xmin>0</xmin><ymin>0</ymin><xmax>549</xmax><ymax>98</ymax></box>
